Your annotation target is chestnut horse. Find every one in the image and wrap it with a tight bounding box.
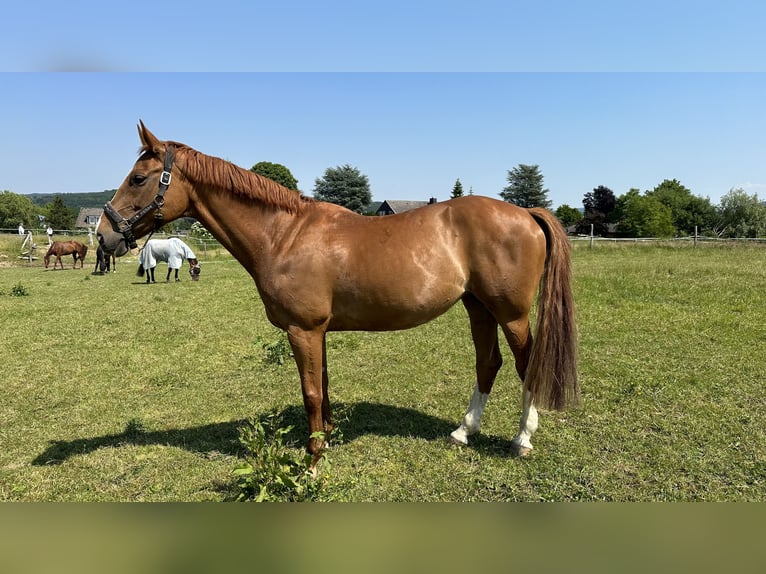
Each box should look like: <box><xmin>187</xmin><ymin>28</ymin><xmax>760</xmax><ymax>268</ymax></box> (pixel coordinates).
<box><xmin>44</xmin><ymin>240</ymin><xmax>88</xmax><ymax>270</ymax></box>
<box><xmin>98</xmin><ymin>122</ymin><xmax>578</xmax><ymax>468</ymax></box>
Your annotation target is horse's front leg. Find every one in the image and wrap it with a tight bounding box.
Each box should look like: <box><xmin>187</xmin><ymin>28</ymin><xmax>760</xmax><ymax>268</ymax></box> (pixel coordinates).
<box><xmin>321</xmin><ymin>335</ymin><xmax>333</xmax><ymax>435</ymax></box>
<box><xmin>287</xmin><ymin>326</ymin><xmax>329</xmax><ymax>468</ymax></box>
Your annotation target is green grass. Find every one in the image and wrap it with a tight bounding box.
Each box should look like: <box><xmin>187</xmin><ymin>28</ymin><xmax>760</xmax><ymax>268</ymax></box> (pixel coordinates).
<box><xmin>1</xmin><ymin>235</ymin><xmax>764</xmax><ymax>501</ymax></box>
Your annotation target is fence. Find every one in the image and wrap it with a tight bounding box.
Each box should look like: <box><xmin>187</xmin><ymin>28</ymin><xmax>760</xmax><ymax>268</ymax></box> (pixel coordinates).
<box><xmin>572</xmin><ymin>224</ymin><xmax>766</xmax><ymax>248</ymax></box>
<box><xmin>4</xmin><ymin>227</ymin><xmax>765</xmax><ymax>263</ymax></box>
<box><xmin>1</xmin><ymin>228</ymin><xmax>228</xmax><ymax>263</ymax></box>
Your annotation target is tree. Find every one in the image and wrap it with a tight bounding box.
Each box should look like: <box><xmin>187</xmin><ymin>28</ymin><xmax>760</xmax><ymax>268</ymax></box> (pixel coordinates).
<box><xmin>583</xmin><ymin>185</ymin><xmax>617</xmax><ymax>221</ymax></box>
<box><xmin>250</xmin><ymin>161</ymin><xmax>299</xmax><ymax>191</ymax></box>
<box><xmin>45</xmin><ymin>195</ymin><xmax>76</xmax><ymax>230</ymax></box>
<box><xmin>451</xmin><ymin>178</ymin><xmax>464</xmax><ymax>199</ymax></box>
<box><xmin>615</xmin><ymin>190</ymin><xmax>675</xmax><ymax>238</ymax></box>
<box><xmin>313</xmin><ymin>164</ymin><xmax>372</xmax><ymax>214</ymax></box>
<box><xmin>716</xmin><ymin>188</ymin><xmax>766</xmax><ymax>238</ymax></box>
<box><xmin>647</xmin><ymin>179</ymin><xmax>716</xmax><ymax>235</ymax></box>
<box><xmin>579</xmin><ymin>185</ymin><xmax>617</xmax><ymax>236</ymax></box>
<box><xmin>554</xmin><ymin>204</ymin><xmax>581</xmax><ymax>227</ymax></box>
<box><xmin>500</xmin><ymin>164</ymin><xmax>551</xmax><ymax>208</ymax></box>
<box><xmin>0</xmin><ymin>190</ymin><xmax>37</xmax><ymax>230</ymax></box>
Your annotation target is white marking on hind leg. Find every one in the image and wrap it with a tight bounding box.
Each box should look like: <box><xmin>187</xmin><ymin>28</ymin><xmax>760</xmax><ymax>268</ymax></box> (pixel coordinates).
<box><xmin>450</xmin><ymin>384</ymin><xmax>489</xmax><ymax>445</ymax></box>
<box><xmin>511</xmin><ymin>391</ymin><xmax>538</xmax><ymax>456</ymax></box>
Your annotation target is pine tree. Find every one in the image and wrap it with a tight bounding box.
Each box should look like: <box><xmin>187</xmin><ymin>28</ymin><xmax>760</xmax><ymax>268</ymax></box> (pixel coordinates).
<box><xmin>451</xmin><ymin>178</ymin><xmax>464</xmax><ymax>199</ymax></box>
<box><xmin>313</xmin><ymin>164</ymin><xmax>372</xmax><ymax>214</ymax></box>
<box><xmin>500</xmin><ymin>164</ymin><xmax>551</xmax><ymax>208</ymax></box>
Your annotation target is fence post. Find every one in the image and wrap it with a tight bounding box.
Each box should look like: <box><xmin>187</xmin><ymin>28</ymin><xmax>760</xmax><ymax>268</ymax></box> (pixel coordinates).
<box><xmin>694</xmin><ymin>226</ymin><xmax>698</xmax><ymax>248</ymax></box>
<box><xmin>590</xmin><ymin>224</ymin><xmax>594</xmax><ymax>249</ymax></box>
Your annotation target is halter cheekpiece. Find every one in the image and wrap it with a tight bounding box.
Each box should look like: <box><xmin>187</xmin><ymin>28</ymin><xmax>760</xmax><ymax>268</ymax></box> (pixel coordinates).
<box><xmin>103</xmin><ymin>145</ymin><xmax>175</xmax><ymax>250</ymax></box>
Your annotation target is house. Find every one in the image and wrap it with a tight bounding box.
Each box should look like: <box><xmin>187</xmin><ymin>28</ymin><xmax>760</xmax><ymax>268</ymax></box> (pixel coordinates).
<box><xmin>75</xmin><ymin>208</ymin><xmax>103</xmax><ymax>229</ymax></box>
<box><xmin>376</xmin><ymin>198</ymin><xmax>437</xmax><ymax>216</ymax></box>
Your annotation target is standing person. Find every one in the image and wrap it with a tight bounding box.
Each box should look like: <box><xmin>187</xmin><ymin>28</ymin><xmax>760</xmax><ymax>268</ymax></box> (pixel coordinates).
<box><xmin>18</xmin><ymin>223</ymin><xmax>25</xmax><ymax>236</ymax></box>
<box><xmin>46</xmin><ymin>225</ymin><xmax>53</xmax><ymax>245</ymax></box>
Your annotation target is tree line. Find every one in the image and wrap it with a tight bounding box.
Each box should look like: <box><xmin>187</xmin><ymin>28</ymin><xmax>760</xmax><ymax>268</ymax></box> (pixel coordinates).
<box><xmin>457</xmin><ymin>164</ymin><xmax>766</xmax><ymax>239</ymax></box>
<box><xmin>0</xmin><ymin>191</ymin><xmax>80</xmax><ymax>230</ymax></box>
<box><xmin>3</xmin><ymin>161</ymin><xmax>764</xmax><ymax>239</ymax></box>
<box><xmin>554</xmin><ymin>178</ymin><xmax>766</xmax><ymax>239</ymax></box>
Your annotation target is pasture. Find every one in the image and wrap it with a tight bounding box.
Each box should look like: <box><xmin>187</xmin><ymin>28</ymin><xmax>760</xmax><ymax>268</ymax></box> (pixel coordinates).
<box><xmin>0</xmin><ymin>238</ymin><xmax>764</xmax><ymax>501</ymax></box>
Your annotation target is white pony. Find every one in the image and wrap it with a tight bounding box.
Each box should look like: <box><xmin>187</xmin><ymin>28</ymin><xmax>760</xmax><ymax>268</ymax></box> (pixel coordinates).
<box><xmin>137</xmin><ymin>237</ymin><xmax>200</xmax><ymax>283</ymax></box>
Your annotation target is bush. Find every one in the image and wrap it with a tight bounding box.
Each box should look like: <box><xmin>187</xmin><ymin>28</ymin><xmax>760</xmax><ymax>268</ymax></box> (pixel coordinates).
<box><xmin>257</xmin><ymin>334</ymin><xmax>293</xmax><ymax>366</ymax></box>
<box><xmin>189</xmin><ymin>222</ymin><xmax>214</xmax><ymax>240</ymax></box>
<box><xmin>9</xmin><ymin>283</ymin><xmax>29</xmax><ymax>297</ymax></box>
<box><xmin>232</xmin><ymin>412</ymin><xmax>327</xmax><ymax>502</ymax></box>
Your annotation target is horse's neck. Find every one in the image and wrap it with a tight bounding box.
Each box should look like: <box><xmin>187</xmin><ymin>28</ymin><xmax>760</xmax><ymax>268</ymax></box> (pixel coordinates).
<box><xmin>189</xmin><ymin>187</ymin><xmax>295</xmax><ymax>271</ymax></box>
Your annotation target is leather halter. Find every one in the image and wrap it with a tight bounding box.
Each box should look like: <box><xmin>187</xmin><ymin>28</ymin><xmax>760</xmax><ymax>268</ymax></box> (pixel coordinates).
<box><xmin>103</xmin><ymin>146</ymin><xmax>175</xmax><ymax>250</ymax></box>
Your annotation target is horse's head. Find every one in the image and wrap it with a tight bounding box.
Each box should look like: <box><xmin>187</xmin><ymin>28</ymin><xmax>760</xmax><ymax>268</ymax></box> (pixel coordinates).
<box><xmin>97</xmin><ymin>121</ymin><xmax>191</xmax><ymax>257</ymax></box>
<box><xmin>189</xmin><ymin>259</ymin><xmax>201</xmax><ymax>281</ymax></box>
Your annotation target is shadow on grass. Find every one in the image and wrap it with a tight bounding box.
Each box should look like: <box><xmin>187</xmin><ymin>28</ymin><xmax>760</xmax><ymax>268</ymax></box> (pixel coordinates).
<box><xmin>32</xmin><ymin>401</ymin><xmax>515</xmax><ymax>465</ymax></box>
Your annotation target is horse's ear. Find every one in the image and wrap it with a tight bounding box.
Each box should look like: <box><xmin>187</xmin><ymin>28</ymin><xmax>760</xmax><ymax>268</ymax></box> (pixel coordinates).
<box><xmin>137</xmin><ymin>120</ymin><xmax>162</xmax><ymax>153</ymax></box>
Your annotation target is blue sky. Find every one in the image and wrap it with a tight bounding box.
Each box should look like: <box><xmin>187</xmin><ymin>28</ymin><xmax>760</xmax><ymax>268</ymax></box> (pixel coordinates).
<box><xmin>2</xmin><ymin>2</ymin><xmax>766</xmax><ymax>209</ymax></box>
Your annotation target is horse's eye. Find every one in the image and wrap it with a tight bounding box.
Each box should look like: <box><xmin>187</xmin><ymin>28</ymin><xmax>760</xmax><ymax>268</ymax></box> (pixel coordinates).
<box><xmin>131</xmin><ymin>174</ymin><xmax>147</xmax><ymax>186</ymax></box>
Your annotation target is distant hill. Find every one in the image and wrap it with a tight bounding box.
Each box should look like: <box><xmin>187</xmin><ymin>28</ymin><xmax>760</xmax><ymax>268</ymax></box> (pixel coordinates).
<box><xmin>26</xmin><ymin>190</ymin><xmax>115</xmax><ymax>210</ymax></box>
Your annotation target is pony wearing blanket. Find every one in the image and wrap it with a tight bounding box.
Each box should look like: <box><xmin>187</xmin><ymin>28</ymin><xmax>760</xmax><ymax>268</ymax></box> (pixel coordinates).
<box><xmin>137</xmin><ymin>237</ymin><xmax>200</xmax><ymax>283</ymax></box>
<box><xmin>44</xmin><ymin>240</ymin><xmax>88</xmax><ymax>270</ymax></box>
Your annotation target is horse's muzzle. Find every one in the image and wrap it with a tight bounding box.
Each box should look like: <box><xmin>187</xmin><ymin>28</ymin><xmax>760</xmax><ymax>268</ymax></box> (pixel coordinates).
<box><xmin>97</xmin><ymin>232</ymin><xmax>129</xmax><ymax>258</ymax></box>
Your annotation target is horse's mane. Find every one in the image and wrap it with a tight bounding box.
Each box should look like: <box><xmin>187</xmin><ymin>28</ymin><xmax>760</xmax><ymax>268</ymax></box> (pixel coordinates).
<box><xmin>148</xmin><ymin>142</ymin><xmax>313</xmax><ymax>214</ymax></box>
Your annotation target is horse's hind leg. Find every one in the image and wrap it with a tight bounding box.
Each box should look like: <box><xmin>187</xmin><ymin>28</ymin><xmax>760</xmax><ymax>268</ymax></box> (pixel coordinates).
<box><xmin>450</xmin><ymin>294</ymin><xmax>503</xmax><ymax>446</ymax></box>
<box><xmin>500</xmin><ymin>317</ymin><xmax>537</xmax><ymax>457</ymax></box>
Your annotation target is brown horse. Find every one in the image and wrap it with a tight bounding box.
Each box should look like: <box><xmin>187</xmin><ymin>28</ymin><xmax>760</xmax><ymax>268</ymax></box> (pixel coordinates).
<box><xmin>98</xmin><ymin>122</ymin><xmax>578</xmax><ymax>467</ymax></box>
<box><xmin>44</xmin><ymin>240</ymin><xmax>88</xmax><ymax>270</ymax></box>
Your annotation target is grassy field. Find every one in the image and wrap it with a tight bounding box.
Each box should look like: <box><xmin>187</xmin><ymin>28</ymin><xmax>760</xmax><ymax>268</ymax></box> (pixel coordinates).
<box><xmin>1</xmin><ymin>235</ymin><xmax>764</xmax><ymax>501</ymax></box>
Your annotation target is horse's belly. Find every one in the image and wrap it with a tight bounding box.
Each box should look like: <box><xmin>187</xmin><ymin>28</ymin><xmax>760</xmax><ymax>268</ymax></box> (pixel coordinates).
<box><xmin>328</xmin><ymin>281</ymin><xmax>463</xmax><ymax>331</ymax></box>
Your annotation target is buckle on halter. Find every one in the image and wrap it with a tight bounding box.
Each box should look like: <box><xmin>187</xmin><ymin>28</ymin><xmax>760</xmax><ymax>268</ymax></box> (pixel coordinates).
<box><xmin>160</xmin><ymin>170</ymin><xmax>172</xmax><ymax>186</ymax></box>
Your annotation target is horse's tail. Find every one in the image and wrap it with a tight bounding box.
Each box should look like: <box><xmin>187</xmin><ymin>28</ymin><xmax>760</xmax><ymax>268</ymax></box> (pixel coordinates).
<box><xmin>137</xmin><ymin>264</ymin><xmax>145</xmax><ymax>277</ymax></box>
<box><xmin>81</xmin><ymin>245</ymin><xmax>88</xmax><ymax>259</ymax></box>
<box><xmin>525</xmin><ymin>207</ymin><xmax>579</xmax><ymax>411</ymax></box>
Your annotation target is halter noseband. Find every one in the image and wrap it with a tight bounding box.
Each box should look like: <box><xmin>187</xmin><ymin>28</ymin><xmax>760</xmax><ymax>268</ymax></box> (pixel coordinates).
<box><xmin>103</xmin><ymin>146</ymin><xmax>175</xmax><ymax>250</ymax></box>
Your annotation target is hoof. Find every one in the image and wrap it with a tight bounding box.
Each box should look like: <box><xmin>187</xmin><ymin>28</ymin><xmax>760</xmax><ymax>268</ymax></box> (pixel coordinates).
<box><xmin>511</xmin><ymin>444</ymin><xmax>533</xmax><ymax>458</ymax></box>
<box><xmin>449</xmin><ymin>429</ymin><xmax>469</xmax><ymax>446</ymax></box>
